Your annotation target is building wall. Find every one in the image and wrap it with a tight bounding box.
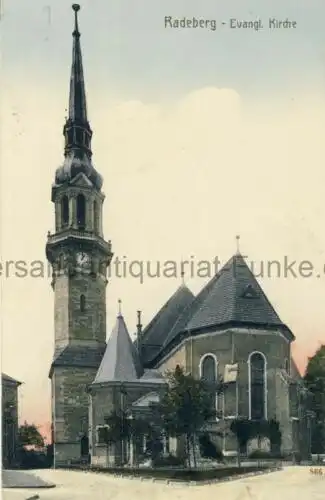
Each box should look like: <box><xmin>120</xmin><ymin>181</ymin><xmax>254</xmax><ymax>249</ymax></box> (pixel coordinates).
<box><xmin>156</xmin><ymin>344</ymin><xmax>187</xmax><ymax>374</ymax></box>
<box><xmin>153</xmin><ymin>327</ymin><xmax>296</xmax><ymax>455</ymax></box>
<box><xmin>2</xmin><ymin>380</ymin><xmax>20</xmax><ymax>467</ymax></box>
<box><xmin>54</xmin><ymin>272</ymin><xmax>107</xmax><ymax>347</ymax></box>
<box><xmin>51</xmin><ymin>367</ymin><xmax>97</xmax><ymax>465</ymax></box>
<box><xmin>90</xmin><ymin>383</ymin><xmax>166</xmax><ymax>467</ymax></box>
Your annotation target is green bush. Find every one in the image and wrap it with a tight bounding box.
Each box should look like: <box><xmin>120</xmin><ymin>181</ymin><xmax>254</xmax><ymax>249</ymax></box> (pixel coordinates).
<box><xmin>248</xmin><ymin>450</ymin><xmax>273</xmax><ymax>459</ymax></box>
<box><xmin>18</xmin><ymin>448</ymin><xmax>51</xmax><ymax>469</ymax></box>
<box><xmin>76</xmin><ymin>464</ymin><xmax>275</xmax><ymax>481</ymax></box>
<box><xmin>152</xmin><ymin>454</ymin><xmax>185</xmax><ymax>467</ymax></box>
<box><xmin>199</xmin><ymin>434</ymin><xmax>224</xmax><ymax>461</ymax></box>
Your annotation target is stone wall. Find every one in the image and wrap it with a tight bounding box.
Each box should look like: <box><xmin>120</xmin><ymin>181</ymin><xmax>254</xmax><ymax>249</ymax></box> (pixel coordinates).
<box><xmin>52</xmin><ymin>366</ymin><xmax>98</xmax><ymax>465</ymax></box>
<box><xmin>54</xmin><ymin>272</ymin><xmax>106</xmax><ymax>346</ymax></box>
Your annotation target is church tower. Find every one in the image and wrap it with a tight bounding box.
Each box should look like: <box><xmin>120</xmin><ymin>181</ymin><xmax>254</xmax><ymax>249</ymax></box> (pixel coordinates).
<box><xmin>46</xmin><ymin>4</ymin><xmax>112</xmax><ymax>465</ymax></box>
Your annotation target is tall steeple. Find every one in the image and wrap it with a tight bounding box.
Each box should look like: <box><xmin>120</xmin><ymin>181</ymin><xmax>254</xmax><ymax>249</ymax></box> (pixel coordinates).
<box><xmin>54</xmin><ymin>4</ymin><xmax>103</xmax><ymax>192</ymax></box>
<box><xmin>47</xmin><ymin>4</ymin><xmax>113</xmax><ymax>468</ymax></box>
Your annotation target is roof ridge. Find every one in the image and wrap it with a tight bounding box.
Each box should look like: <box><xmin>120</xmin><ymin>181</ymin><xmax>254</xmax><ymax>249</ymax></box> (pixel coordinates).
<box><xmin>141</xmin><ymin>284</ymin><xmax>194</xmax><ymax>341</ymax></box>
<box><xmin>179</xmin><ymin>255</ymin><xmax>233</xmax><ymax>327</ymax></box>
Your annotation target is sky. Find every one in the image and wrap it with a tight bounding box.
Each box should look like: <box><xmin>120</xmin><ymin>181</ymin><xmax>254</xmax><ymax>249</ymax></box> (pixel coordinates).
<box><xmin>1</xmin><ymin>0</ymin><xmax>325</xmax><ymax>440</ymax></box>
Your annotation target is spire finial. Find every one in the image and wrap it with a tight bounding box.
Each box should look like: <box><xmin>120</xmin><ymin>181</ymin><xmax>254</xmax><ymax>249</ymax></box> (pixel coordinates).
<box><xmin>72</xmin><ymin>4</ymin><xmax>80</xmax><ymax>35</ymax></box>
<box><xmin>236</xmin><ymin>235</ymin><xmax>240</xmax><ymax>255</ymax></box>
<box><xmin>181</xmin><ymin>269</ymin><xmax>185</xmax><ymax>286</ymax></box>
<box><xmin>118</xmin><ymin>299</ymin><xmax>122</xmax><ymax>316</ymax></box>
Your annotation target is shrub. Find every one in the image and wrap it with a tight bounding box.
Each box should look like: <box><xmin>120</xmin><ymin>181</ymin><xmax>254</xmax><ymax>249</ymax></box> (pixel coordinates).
<box><xmin>199</xmin><ymin>434</ymin><xmax>224</xmax><ymax>461</ymax></box>
<box><xmin>19</xmin><ymin>449</ymin><xmax>50</xmax><ymax>469</ymax></box>
<box><xmin>248</xmin><ymin>450</ymin><xmax>273</xmax><ymax>460</ymax></box>
<box><xmin>152</xmin><ymin>454</ymin><xmax>185</xmax><ymax>467</ymax></box>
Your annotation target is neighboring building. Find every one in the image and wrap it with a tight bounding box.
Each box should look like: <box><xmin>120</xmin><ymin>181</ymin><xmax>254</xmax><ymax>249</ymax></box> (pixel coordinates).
<box><xmin>46</xmin><ymin>5</ymin><xmax>308</xmax><ymax>467</ymax></box>
<box><xmin>2</xmin><ymin>373</ymin><xmax>22</xmax><ymax>468</ymax></box>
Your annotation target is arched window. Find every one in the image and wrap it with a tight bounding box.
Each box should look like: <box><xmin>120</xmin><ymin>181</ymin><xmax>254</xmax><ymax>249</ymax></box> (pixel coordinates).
<box><xmin>61</xmin><ymin>196</ymin><xmax>69</xmax><ymax>227</ymax></box>
<box><xmin>200</xmin><ymin>354</ymin><xmax>217</xmax><ymax>383</ymax></box>
<box><xmin>249</xmin><ymin>352</ymin><xmax>267</xmax><ymax>420</ymax></box>
<box><xmin>77</xmin><ymin>194</ymin><xmax>86</xmax><ymax>229</ymax></box>
<box><xmin>199</xmin><ymin>354</ymin><xmax>218</xmax><ymax>413</ymax></box>
<box><xmin>284</xmin><ymin>358</ymin><xmax>290</xmax><ymax>374</ymax></box>
<box><xmin>80</xmin><ymin>294</ymin><xmax>86</xmax><ymax>312</ymax></box>
<box><xmin>93</xmin><ymin>200</ymin><xmax>99</xmax><ymax>233</ymax></box>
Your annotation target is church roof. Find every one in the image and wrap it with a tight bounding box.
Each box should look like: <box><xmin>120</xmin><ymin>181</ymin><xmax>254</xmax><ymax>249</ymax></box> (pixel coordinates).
<box><xmin>290</xmin><ymin>358</ymin><xmax>302</xmax><ymax>381</ymax></box>
<box><xmin>93</xmin><ymin>314</ymin><xmax>141</xmax><ymax>384</ymax></box>
<box><xmin>152</xmin><ymin>254</ymin><xmax>294</xmax><ymax>364</ymax></box>
<box><xmin>49</xmin><ymin>344</ymin><xmax>105</xmax><ymax>377</ymax></box>
<box><xmin>140</xmin><ymin>369</ymin><xmax>166</xmax><ymax>384</ymax></box>
<box><xmin>140</xmin><ymin>284</ymin><xmax>195</xmax><ymax>365</ymax></box>
<box><xmin>184</xmin><ymin>253</ymin><xmax>289</xmax><ymax>332</ymax></box>
<box><xmin>1</xmin><ymin>373</ymin><xmax>22</xmax><ymax>386</ymax></box>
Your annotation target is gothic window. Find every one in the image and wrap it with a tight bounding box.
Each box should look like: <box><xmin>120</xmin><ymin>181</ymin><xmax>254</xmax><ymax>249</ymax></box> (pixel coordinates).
<box><xmin>61</xmin><ymin>196</ymin><xmax>69</xmax><ymax>227</ymax></box>
<box><xmin>200</xmin><ymin>354</ymin><xmax>217</xmax><ymax>383</ymax></box>
<box><xmin>249</xmin><ymin>352</ymin><xmax>267</xmax><ymax>420</ymax></box>
<box><xmin>284</xmin><ymin>358</ymin><xmax>290</xmax><ymax>374</ymax></box>
<box><xmin>76</xmin><ymin>194</ymin><xmax>86</xmax><ymax>229</ymax></box>
<box><xmin>80</xmin><ymin>294</ymin><xmax>86</xmax><ymax>312</ymax></box>
<box><xmin>93</xmin><ymin>200</ymin><xmax>99</xmax><ymax>233</ymax></box>
<box><xmin>200</xmin><ymin>354</ymin><xmax>217</xmax><ymax>412</ymax></box>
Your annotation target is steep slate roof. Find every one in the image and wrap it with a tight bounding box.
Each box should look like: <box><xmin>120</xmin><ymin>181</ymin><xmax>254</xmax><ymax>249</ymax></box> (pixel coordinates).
<box><xmin>290</xmin><ymin>358</ymin><xmax>302</xmax><ymax>381</ymax></box>
<box><xmin>93</xmin><ymin>314</ymin><xmax>141</xmax><ymax>384</ymax></box>
<box><xmin>140</xmin><ymin>285</ymin><xmax>195</xmax><ymax>365</ymax></box>
<box><xmin>1</xmin><ymin>373</ymin><xmax>22</xmax><ymax>385</ymax></box>
<box><xmin>50</xmin><ymin>344</ymin><xmax>105</xmax><ymax>374</ymax></box>
<box><xmin>140</xmin><ymin>369</ymin><xmax>166</xmax><ymax>384</ymax></box>
<box><xmin>158</xmin><ymin>254</ymin><xmax>294</xmax><ymax>361</ymax></box>
<box><xmin>185</xmin><ymin>254</ymin><xmax>288</xmax><ymax>331</ymax></box>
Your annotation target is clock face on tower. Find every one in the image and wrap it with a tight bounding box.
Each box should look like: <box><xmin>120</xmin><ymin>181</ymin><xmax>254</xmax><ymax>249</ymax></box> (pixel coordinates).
<box><xmin>76</xmin><ymin>251</ymin><xmax>91</xmax><ymax>269</ymax></box>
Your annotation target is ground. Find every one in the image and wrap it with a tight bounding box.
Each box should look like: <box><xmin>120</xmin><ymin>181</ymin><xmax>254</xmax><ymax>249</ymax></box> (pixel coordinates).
<box><xmin>2</xmin><ymin>467</ymin><xmax>325</xmax><ymax>500</ymax></box>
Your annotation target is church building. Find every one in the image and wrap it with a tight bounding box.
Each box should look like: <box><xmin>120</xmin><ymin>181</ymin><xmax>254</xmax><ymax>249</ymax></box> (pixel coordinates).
<box><xmin>46</xmin><ymin>5</ymin><xmax>307</xmax><ymax>467</ymax></box>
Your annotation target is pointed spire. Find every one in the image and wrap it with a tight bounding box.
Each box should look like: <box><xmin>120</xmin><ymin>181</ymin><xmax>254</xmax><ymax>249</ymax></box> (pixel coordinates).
<box><xmin>69</xmin><ymin>4</ymin><xmax>87</xmax><ymax>122</ymax></box>
<box><xmin>118</xmin><ymin>299</ymin><xmax>122</xmax><ymax>317</ymax></box>
<box><xmin>181</xmin><ymin>269</ymin><xmax>185</xmax><ymax>287</ymax></box>
<box><xmin>54</xmin><ymin>4</ymin><xmax>103</xmax><ymax>191</ymax></box>
<box><xmin>93</xmin><ymin>314</ymin><xmax>142</xmax><ymax>384</ymax></box>
<box><xmin>63</xmin><ymin>4</ymin><xmax>93</xmax><ymax>158</ymax></box>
